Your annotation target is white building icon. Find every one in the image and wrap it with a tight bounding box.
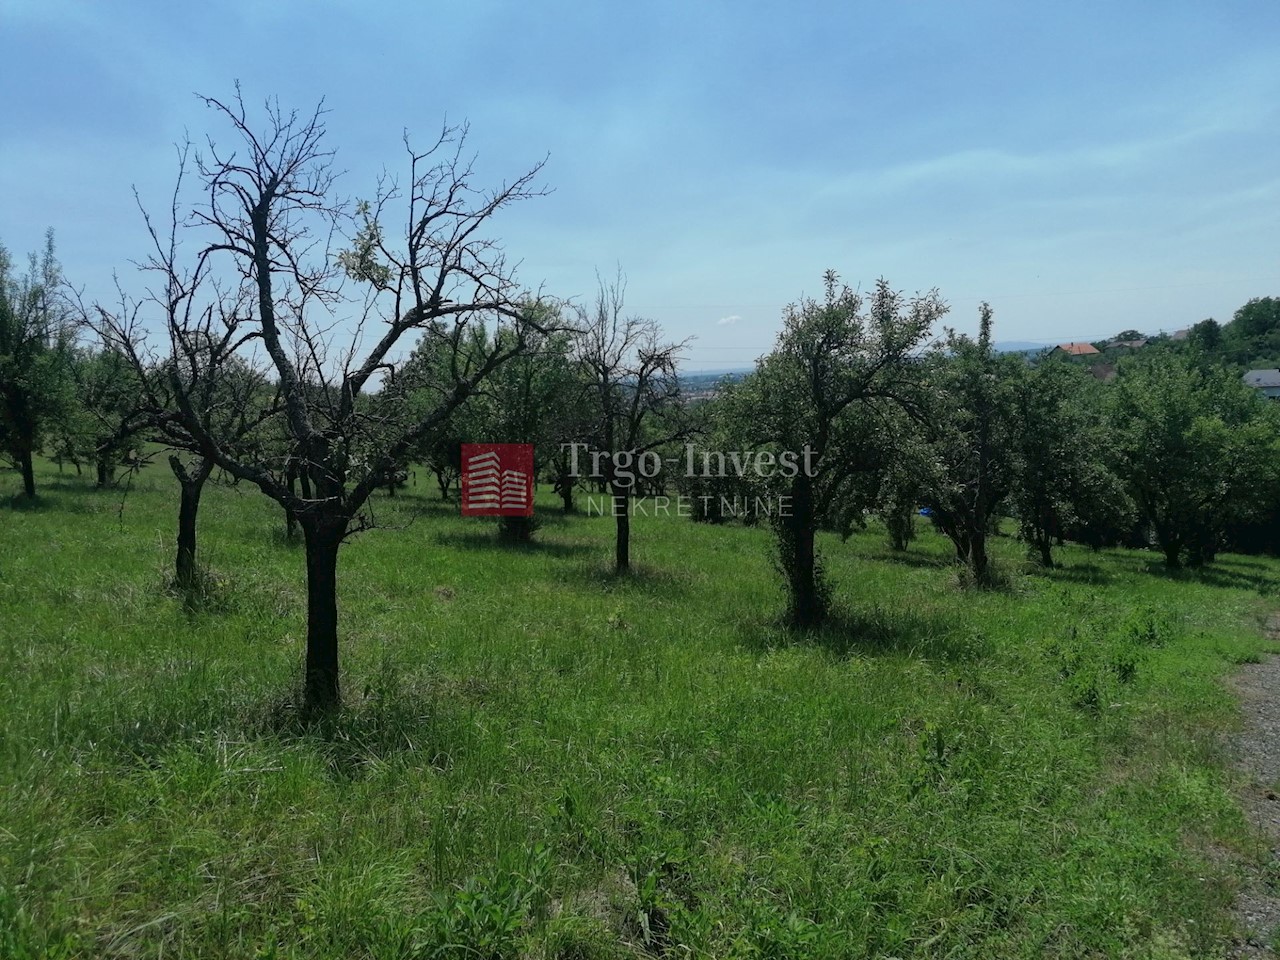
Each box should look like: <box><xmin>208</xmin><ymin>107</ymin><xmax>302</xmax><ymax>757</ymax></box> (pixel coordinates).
<box><xmin>463</xmin><ymin>450</ymin><xmax>529</xmax><ymax>511</ymax></box>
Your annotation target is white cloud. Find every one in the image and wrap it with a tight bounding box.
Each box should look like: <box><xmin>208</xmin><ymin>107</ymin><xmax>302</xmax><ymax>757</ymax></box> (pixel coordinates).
<box><xmin>717</xmin><ymin>314</ymin><xmax>740</xmax><ymax>325</ymax></box>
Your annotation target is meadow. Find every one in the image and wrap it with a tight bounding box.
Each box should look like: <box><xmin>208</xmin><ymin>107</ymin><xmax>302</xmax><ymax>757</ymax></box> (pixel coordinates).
<box><xmin>1</xmin><ymin>461</ymin><xmax>1278</xmax><ymax>958</ymax></box>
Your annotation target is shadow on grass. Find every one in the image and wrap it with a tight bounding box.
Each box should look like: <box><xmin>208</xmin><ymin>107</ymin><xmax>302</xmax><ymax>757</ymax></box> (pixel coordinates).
<box><xmin>433</xmin><ymin>529</ymin><xmax>594</xmax><ymax>559</ymax></box>
<box><xmin>743</xmin><ymin>604</ymin><xmax>981</xmax><ymax>663</ymax></box>
<box><xmin>1135</xmin><ymin>560</ymin><xmax>1278</xmax><ymax>596</ymax></box>
<box><xmin>83</xmin><ymin>669</ymin><xmax>475</xmax><ymax>784</ymax></box>
<box><xmin>866</xmin><ymin>548</ymin><xmax>953</xmax><ymax>570</ymax></box>
<box><xmin>1090</xmin><ymin>548</ymin><xmax>1278</xmax><ymax>594</ymax></box>
<box><xmin>268</xmin><ymin>526</ymin><xmax>306</xmax><ymax>549</ymax></box>
<box><xmin>3</xmin><ymin>488</ymin><xmax>107</xmax><ymax>514</ymax></box>
<box><xmin>4</xmin><ymin>492</ymin><xmax>48</xmax><ymax>512</ymax></box>
<box><xmin>247</xmin><ymin>666</ymin><xmax>495</xmax><ymax>780</ymax></box>
<box><xmin>564</xmin><ymin>560</ymin><xmax>694</xmax><ymax>598</ymax></box>
<box><xmin>1041</xmin><ymin>561</ymin><xmax>1113</xmax><ymax>586</ymax></box>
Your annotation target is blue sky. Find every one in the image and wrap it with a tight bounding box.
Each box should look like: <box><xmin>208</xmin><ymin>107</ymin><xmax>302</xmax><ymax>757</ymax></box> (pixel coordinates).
<box><xmin>2</xmin><ymin>0</ymin><xmax>1278</xmax><ymax>369</ymax></box>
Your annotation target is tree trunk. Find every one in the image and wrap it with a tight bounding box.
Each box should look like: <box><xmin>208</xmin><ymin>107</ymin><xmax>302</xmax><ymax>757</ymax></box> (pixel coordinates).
<box><xmin>284</xmin><ymin>466</ymin><xmax>299</xmax><ymax>540</ymax></box>
<box><xmin>969</xmin><ymin>531</ymin><xmax>990</xmax><ymax>584</ymax></box>
<box><xmin>302</xmin><ymin>517</ymin><xmax>344</xmax><ymax>711</ymax></box>
<box><xmin>780</xmin><ymin>477</ymin><xmax>825</xmax><ymax>629</ymax></box>
<box><xmin>790</xmin><ymin>523</ymin><xmax>821</xmax><ymax>628</ymax></box>
<box><xmin>613</xmin><ymin>486</ymin><xmax>630</xmax><ymax>572</ymax></box>
<box><xmin>556</xmin><ymin>467</ymin><xmax>574</xmax><ymax>514</ymax></box>
<box><xmin>18</xmin><ymin>448</ymin><xmax>35</xmax><ymax>498</ymax></box>
<box><xmin>886</xmin><ymin>504</ymin><xmax>914</xmax><ymax>551</ymax></box>
<box><xmin>95</xmin><ymin>458</ymin><xmax>112</xmax><ymax>488</ymax></box>
<box><xmin>1037</xmin><ymin>534</ymin><xmax>1054</xmax><ymax>569</ymax></box>
<box><xmin>170</xmin><ymin>455</ymin><xmax>213</xmax><ymax>588</ymax></box>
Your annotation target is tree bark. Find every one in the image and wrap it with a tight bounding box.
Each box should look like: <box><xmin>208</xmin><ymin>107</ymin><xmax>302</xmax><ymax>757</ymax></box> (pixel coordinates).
<box><xmin>18</xmin><ymin>448</ymin><xmax>35</xmax><ymax>498</ymax></box>
<box><xmin>781</xmin><ymin>476</ymin><xmax>825</xmax><ymax>629</ymax></box>
<box><xmin>969</xmin><ymin>532</ymin><xmax>990</xmax><ymax>584</ymax></box>
<box><xmin>555</xmin><ymin>465</ymin><xmax>574</xmax><ymax>514</ymax></box>
<box><xmin>1037</xmin><ymin>535</ymin><xmax>1054</xmax><ymax>569</ymax></box>
<box><xmin>435</xmin><ymin>469</ymin><xmax>452</xmax><ymax>502</ymax></box>
<box><xmin>302</xmin><ymin>517</ymin><xmax>345</xmax><ymax>711</ymax></box>
<box><xmin>284</xmin><ymin>464</ymin><xmax>299</xmax><ymax>539</ymax></box>
<box><xmin>613</xmin><ymin>485</ymin><xmax>630</xmax><ymax>572</ymax></box>
<box><xmin>170</xmin><ymin>455</ymin><xmax>213</xmax><ymax>588</ymax></box>
<box><xmin>95</xmin><ymin>458</ymin><xmax>113</xmax><ymax>488</ymax></box>
<box><xmin>790</xmin><ymin>523</ymin><xmax>821</xmax><ymax>628</ymax></box>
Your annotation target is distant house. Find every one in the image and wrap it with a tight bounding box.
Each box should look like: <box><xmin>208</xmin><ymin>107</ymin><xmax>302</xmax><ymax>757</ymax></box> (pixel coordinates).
<box><xmin>1242</xmin><ymin>369</ymin><xmax>1280</xmax><ymax>400</ymax></box>
<box><xmin>1171</xmin><ymin>328</ymin><xmax>1190</xmax><ymax>341</ymax></box>
<box><xmin>1109</xmin><ymin>338</ymin><xmax>1147</xmax><ymax>350</ymax></box>
<box><xmin>1052</xmin><ymin>342</ymin><xmax>1101</xmax><ymax>357</ymax></box>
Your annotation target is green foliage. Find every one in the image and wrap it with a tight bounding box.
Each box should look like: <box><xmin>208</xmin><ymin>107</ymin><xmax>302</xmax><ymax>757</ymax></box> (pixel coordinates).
<box><xmin>1011</xmin><ymin>358</ymin><xmax>1132</xmax><ymax>564</ymax></box>
<box><xmin>1108</xmin><ymin>349</ymin><xmax>1280</xmax><ymax>567</ymax></box>
<box><xmin>0</xmin><ymin>231</ymin><xmax>76</xmax><ymax>493</ymax></box>
<box><xmin>1223</xmin><ymin>297</ymin><xmax>1280</xmax><ymax>363</ymax></box>
<box><xmin>53</xmin><ymin>344</ymin><xmax>149</xmax><ymax>482</ymax></box>
<box><xmin>336</xmin><ymin>200</ymin><xmax>392</xmax><ymax>288</ymax></box>
<box><xmin>918</xmin><ymin>304</ymin><xmax>1021</xmax><ymax>584</ymax></box>
<box><xmin>736</xmin><ymin>272</ymin><xmax>943</xmax><ymax>623</ymax></box>
<box><xmin>1186</xmin><ymin>318</ymin><xmax>1222</xmax><ymax>353</ymax></box>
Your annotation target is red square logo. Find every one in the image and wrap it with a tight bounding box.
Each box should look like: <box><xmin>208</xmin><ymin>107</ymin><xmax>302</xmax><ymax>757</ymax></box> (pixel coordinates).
<box><xmin>460</xmin><ymin>443</ymin><xmax>535</xmax><ymax>516</ymax></box>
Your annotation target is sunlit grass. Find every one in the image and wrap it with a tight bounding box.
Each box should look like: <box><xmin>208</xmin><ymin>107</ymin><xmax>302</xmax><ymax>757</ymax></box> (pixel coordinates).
<box><xmin>0</xmin><ymin>460</ymin><xmax>1276</xmax><ymax>957</ymax></box>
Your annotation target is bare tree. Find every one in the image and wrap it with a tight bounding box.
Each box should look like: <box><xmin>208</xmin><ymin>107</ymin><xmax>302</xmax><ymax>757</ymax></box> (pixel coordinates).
<box><xmin>90</xmin><ymin>268</ymin><xmax>278</xmax><ymax>590</ymax></box>
<box><xmin>574</xmin><ymin>272</ymin><xmax>691</xmax><ymax>573</ymax></box>
<box><xmin>110</xmin><ymin>88</ymin><xmax>550</xmax><ymax>711</ymax></box>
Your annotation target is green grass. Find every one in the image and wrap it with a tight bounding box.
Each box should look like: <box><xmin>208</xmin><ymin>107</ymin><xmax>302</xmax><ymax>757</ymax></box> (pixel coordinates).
<box><xmin>1</xmin><ymin>461</ymin><xmax>1277</xmax><ymax>958</ymax></box>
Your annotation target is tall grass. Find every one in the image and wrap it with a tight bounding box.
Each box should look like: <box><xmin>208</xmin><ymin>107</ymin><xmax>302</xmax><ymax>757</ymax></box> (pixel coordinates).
<box><xmin>0</xmin><ymin>461</ymin><xmax>1276</xmax><ymax>957</ymax></box>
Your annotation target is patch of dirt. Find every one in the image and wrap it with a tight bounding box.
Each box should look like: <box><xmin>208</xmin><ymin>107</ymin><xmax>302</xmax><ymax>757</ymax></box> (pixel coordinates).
<box><xmin>1228</xmin><ymin>614</ymin><xmax>1280</xmax><ymax>958</ymax></box>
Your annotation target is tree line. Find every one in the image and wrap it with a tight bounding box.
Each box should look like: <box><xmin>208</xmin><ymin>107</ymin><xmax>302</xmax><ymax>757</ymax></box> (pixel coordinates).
<box><xmin>3</xmin><ymin>88</ymin><xmax>1279</xmax><ymax>712</ymax></box>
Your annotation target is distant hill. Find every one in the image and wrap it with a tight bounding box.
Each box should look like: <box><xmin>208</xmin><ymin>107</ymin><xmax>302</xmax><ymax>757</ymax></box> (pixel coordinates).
<box><xmin>994</xmin><ymin>341</ymin><xmax>1051</xmax><ymax>355</ymax></box>
<box><xmin>680</xmin><ymin>367</ymin><xmax>753</xmax><ymax>379</ymax></box>
<box><xmin>680</xmin><ymin>368</ymin><xmax>750</xmax><ymax>397</ymax></box>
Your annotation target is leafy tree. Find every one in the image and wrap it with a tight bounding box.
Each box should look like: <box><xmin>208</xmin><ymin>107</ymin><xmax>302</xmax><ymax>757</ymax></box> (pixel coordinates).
<box><xmin>1108</xmin><ymin>350</ymin><xmax>1279</xmax><ymax>568</ymax></box>
<box><xmin>64</xmin><ymin>344</ymin><xmax>150</xmax><ymax>487</ymax></box>
<box><xmin>388</xmin><ymin>328</ymin><xmax>482</xmax><ymax>504</ymax></box>
<box><xmin>396</xmin><ymin>306</ymin><xmax>578</xmax><ymax>538</ymax></box>
<box><xmin>919</xmin><ymin>305</ymin><xmax>1022</xmax><ymax>586</ymax></box>
<box><xmin>476</xmin><ymin>321</ymin><xmax>578</xmax><ymax>540</ymax></box>
<box><xmin>1185</xmin><ymin>318</ymin><xmax>1222</xmax><ymax>354</ymax></box>
<box><xmin>876</xmin><ymin>426</ymin><xmax>927</xmax><ymax>551</ymax></box>
<box><xmin>738</xmin><ymin>272</ymin><xmax>942</xmax><ymax>626</ymax></box>
<box><xmin>1222</xmin><ymin>296</ymin><xmax>1280</xmax><ymax>364</ymax></box>
<box><xmin>673</xmin><ymin>384</ymin><xmax>769</xmax><ymax>525</ymax></box>
<box><xmin>1230</xmin><ymin>297</ymin><xmax>1280</xmax><ymax>341</ymax></box>
<box><xmin>0</xmin><ymin>232</ymin><xmax>74</xmax><ymax>497</ymax></box>
<box><xmin>1010</xmin><ymin>358</ymin><xmax>1122</xmax><ymax>566</ymax></box>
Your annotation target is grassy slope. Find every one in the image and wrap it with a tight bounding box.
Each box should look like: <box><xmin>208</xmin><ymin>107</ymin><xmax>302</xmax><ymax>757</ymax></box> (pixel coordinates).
<box><xmin>0</xmin><ymin>462</ymin><xmax>1277</xmax><ymax>959</ymax></box>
